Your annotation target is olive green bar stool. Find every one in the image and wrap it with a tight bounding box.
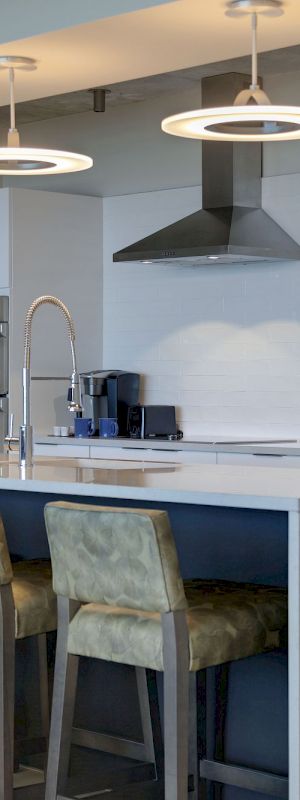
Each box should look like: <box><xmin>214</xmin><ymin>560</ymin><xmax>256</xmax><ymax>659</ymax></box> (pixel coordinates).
<box><xmin>44</xmin><ymin>501</ymin><xmax>288</xmax><ymax>800</ymax></box>
<box><xmin>0</xmin><ymin>514</ymin><xmax>57</xmax><ymax>800</ymax></box>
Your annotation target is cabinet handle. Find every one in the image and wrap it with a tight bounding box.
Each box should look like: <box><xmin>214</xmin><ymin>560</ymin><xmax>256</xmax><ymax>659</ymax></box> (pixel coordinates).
<box><xmin>0</xmin><ymin>323</ymin><xmax>7</xmax><ymax>338</ymax></box>
<box><xmin>254</xmin><ymin>453</ymin><xmax>283</xmax><ymax>458</ymax></box>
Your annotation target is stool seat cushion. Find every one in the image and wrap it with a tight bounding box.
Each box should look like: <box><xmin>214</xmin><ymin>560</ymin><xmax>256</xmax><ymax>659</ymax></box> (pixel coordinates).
<box><xmin>67</xmin><ymin>579</ymin><xmax>287</xmax><ymax>672</ymax></box>
<box><xmin>12</xmin><ymin>560</ymin><xmax>57</xmax><ymax>639</ymax></box>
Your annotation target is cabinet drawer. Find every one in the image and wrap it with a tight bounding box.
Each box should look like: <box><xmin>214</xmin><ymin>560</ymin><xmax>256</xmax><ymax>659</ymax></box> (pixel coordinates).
<box><xmin>216</xmin><ymin>452</ymin><xmax>300</xmax><ymax>468</ymax></box>
<box><xmin>34</xmin><ymin>444</ymin><xmax>90</xmax><ymax>458</ymax></box>
<box><xmin>90</xmin><ymin>446</ymin><xmax>216</xmax><ymax>464</ymax></box>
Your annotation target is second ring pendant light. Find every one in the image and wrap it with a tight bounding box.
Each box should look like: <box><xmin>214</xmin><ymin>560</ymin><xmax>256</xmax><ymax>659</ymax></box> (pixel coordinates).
<box><xmin>0</xmin><ymin>56</ymin><xmax>93</xmax><ymax>175</ymax></box>
<box><xmin>162</xmin><ymin>0</ymin><xmax>300</xmax><ymax>142</ymax></box>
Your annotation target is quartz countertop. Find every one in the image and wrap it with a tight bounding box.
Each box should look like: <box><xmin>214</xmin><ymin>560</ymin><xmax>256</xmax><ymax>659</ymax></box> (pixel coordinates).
<box><xmin>1</xmin><ymin>453</ymin><xmax>300</xmax><ymax>512</ymax></box>
<box><xmin>35</xmin><ymin>435</ymin><xmax>300</xmax><ymax>457</ymax></box>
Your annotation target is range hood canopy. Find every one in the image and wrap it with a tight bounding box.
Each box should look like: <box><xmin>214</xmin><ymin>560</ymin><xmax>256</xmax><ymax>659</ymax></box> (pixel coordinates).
<box><xmin>113</xmin><ymin>72</ymin><xmax>300</xmax><ymax>266</ymax></box>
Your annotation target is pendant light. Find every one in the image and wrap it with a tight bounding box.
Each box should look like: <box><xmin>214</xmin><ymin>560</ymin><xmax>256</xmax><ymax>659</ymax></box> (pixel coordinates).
<box><xmin>0</xmin><ymin>56</ymin><xmax>93</xmax><ymax>175</ymax></box>
<box><xmin>161</xmin><ymin>0</ymin><xmax>300</xmax><ymax>142</ymax></box>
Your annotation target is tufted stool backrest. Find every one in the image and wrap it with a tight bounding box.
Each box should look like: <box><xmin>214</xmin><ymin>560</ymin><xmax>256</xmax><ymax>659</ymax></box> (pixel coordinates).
<box><xmin>44</xmin><ymin>501</ymin><xmax>187</xmax><ymax>613</ymax></box>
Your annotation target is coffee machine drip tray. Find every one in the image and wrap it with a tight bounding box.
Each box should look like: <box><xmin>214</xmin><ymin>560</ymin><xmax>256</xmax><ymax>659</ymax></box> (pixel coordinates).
<box><xmin>81</xmin><ymin>370</ymin><xmax>140</xmax><ymax>437</ymax></box>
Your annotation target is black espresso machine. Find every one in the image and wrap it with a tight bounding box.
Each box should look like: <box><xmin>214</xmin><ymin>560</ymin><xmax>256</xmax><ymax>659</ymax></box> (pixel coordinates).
<box><xmin>81</xmin><ymin>370</ymin><xmax>140</xmax><ymax>436</ymax></box>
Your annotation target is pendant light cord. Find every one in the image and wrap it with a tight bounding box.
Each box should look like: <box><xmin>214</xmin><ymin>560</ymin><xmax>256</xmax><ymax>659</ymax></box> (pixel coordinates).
<box><xmin>250</xmin><ymin>13</ymin><xmax>258</xmax><ymax>90</ymax></box>
<box><xmin>8</xmin><ymin>68</ymin><xmax>16</xmax><ymax>131</ymax></box>
<box><xmin>7</xmin><ymin>67</ymin><xmax>20</xmax><ymax>146</ymax></box>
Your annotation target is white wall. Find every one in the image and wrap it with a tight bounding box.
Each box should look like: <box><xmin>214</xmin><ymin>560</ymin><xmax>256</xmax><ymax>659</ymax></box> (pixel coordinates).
<box><xmin>8</xmin><ymin>188</ymin><xmax>103</xmax><ymax>433</ymax></box>
<box><xmin>103</xmin><ymin>177</ymin><xmax>300</xmax><ymax>438</ymax></box>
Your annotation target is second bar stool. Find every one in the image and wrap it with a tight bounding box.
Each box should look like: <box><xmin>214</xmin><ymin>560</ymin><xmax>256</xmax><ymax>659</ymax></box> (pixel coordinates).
<box><xmin>44</xmin><ymin>501</ymin><xmax>287</xmax><ymax>800</ymax></box>
<box><xmin>0</xmin><ymin>514</ymin><xmax>57</xmax><ymax>800</ymax></box>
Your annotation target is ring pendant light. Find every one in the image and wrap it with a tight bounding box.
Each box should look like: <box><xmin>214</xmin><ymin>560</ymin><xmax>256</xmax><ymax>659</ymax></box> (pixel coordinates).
<box><xmin>161</xmin><ymin>0</ymin><xmax>300</xmax><ymax>143</ymax></box>
<box><xmin>0</xmin><ymin>56</ymin><xmax>93</xmax><ymax>175</ymax></box>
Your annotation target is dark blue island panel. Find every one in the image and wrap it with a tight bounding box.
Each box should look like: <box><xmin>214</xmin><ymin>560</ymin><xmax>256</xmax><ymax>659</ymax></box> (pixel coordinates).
<box><xmin>0</xmin><ymin>489</ymin><xmax>288</xmax><ymax>800</ymax></box>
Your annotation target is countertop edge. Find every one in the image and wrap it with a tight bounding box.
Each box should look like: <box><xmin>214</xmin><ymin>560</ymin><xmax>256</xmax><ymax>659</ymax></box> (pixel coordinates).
<box><xmin>34</xmin><ymin>436</ymin><xmax>300</xmax><ymax>457</ymax></box>
<box><xmin>0</xmin><ymin>474</ymin><xmax>298</xmax><ymax>512</ymax></box>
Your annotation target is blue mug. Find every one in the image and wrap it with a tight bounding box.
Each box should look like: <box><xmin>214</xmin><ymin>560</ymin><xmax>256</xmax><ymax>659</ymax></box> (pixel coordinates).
<box><xmin>74</xmin><ymin>417</ymin><xmax>94</xmax><ymax>438</ymax></box>
<box><xmin>99</xmin><ymin>418</ymin><xmax>119</xmax><ymax>438</ymax></box>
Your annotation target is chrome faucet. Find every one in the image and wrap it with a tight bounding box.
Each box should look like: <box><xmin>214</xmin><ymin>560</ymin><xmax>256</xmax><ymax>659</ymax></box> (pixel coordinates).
<box><xmin>19</xmin><ymin>295</ymin><xmax>82</xmax><ymax>467</ymax></box>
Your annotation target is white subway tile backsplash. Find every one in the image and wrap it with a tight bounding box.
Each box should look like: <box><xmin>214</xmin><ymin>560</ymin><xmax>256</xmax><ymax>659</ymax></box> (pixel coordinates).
<box><xmin>103</xmin><ymin>177</ymin><xmax>300</xmax><ymax>438</ymax></box>
<box><xmin>180</xmin><ymin>390</ymin><xmax>247</xmax><ymax>407</ymax></box>
<box><xmin>244</xmin><ymin>373</ymin><xmax>300</xmax><ymax>391</ymax></box>
<box><xmin>132</xmin><ymin>360</ymin><xmax>183</xmax><ymax>376</ymax></box>
<box><xmin>179</xmin><ymin>374</ymin><xmax>246</xmax><ymax>391</ymax></box>
<box><xmin>181</xmin><ymin>359</ymin><xmax>245</xmax><ymax>376</ymax></box>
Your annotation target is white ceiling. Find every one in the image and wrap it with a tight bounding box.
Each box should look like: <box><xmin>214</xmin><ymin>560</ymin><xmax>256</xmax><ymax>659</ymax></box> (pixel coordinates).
<box><xmin>0</xmin><ymin>0</ymin><xmax>173</xmax><ymax>43</ymax></box>
<box><xmin>0</xmin><ymin>0</ymin><xmax>300</xmax><ymax>106</ymax></box>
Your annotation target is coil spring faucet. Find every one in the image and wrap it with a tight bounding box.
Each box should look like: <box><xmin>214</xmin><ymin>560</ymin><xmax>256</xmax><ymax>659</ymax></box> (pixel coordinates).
<box><xmin>20</xmin><ymin>295</ymin><xmax>82</xmax><ymax>467</ymax></box>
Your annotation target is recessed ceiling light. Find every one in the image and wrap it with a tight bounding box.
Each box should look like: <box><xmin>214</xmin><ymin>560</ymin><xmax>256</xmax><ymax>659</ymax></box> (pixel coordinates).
<box><xmin>208</xmin><ymin>256</ymin><xmax>219</xmax><ymax>260</ymax></box>
<box><xmin>0</xmin><ymin>56</ymin><xmax>93</xmax><ymax>175</ymax></box>
<box><xmin>161</xmin><ymin>0</ymin><xmax>300</xmax><ymax>143</ymax></box>
<box><xmin>141</xmin><ymin>260</ymin><xmax>153</xmax><ymax>264</ymax></box>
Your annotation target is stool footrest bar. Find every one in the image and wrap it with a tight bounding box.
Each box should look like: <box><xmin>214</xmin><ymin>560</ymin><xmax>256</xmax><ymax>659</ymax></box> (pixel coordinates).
<box><xmin>200</xmin><ymin>759</ymin><xmax>288</xmax><ymax>797</ymax></box>
<box><xmin>58</xmin><ymin>780</ymin><xmax>164</xmax><ymax>800</ymax></box>
<box><xmin>72</xmin><ymin>726</ymin><xmax>150</xmax><ymax>762</ymax></box>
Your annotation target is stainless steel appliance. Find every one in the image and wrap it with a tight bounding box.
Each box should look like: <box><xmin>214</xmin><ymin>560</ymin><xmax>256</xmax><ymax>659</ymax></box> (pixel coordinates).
<box><xmin>128</xmin><ymin>405</ymin><xmax>180</xmax><ymax>440</ymax></box>
<box><xmin>0</xmin><ymin>297</ymin><xmax>9</xmax><ymax>443</ymax></box>
<box><xmin>81</xmin><ymin>370</ymin><xmax>140</xmax><ymax>436</ymax></box>
<box><xmin>113</xmin><ymin>73</ymin><xmax>300</xmax><ymax>267</ymax></box>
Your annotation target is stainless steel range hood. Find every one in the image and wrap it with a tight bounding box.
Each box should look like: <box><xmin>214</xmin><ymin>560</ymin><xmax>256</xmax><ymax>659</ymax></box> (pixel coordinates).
<box><xmin>113</xmin><ymin>73</ymin><xmax>300</xmax><ymax>266</ymax></box>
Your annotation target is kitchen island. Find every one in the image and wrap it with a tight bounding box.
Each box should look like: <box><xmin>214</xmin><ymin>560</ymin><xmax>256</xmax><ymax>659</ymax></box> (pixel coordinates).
<box><xmin>0</xmin><ymin>454</ymin><xmax>296</xmax><ymax>799</ymax></box>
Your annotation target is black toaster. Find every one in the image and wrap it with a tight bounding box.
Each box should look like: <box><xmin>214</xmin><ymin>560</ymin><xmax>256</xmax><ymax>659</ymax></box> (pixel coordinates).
<box><xmin>127</xmin><ymin>405</ymin><xmax>178</xmax><ymax>439</ymax></box>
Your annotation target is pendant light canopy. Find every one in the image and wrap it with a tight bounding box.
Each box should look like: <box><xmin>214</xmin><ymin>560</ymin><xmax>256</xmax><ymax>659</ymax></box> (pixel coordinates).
<box><xmin>0</xmin><ymin>56</ymin><xmax>93</xmax><ymax>175</ymax></box>
<box><xmin>161</xmin><ymin>0</ymin><xmax>300</xmax><ymax>143</ymax></box>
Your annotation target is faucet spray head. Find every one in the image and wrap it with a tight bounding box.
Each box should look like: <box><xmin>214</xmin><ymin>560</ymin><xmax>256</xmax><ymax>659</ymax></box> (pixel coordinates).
<box><xmin>68</xmin><ymin>371</ymin><xmax>82</xmax><ymax>414</ymax></box>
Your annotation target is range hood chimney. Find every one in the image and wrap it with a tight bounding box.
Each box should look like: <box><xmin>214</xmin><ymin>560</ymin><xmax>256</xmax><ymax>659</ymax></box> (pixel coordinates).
<box><xmin>113</xmin><ymin>72</ymin><xmax>300</xmax><ymax>266</ymax></box>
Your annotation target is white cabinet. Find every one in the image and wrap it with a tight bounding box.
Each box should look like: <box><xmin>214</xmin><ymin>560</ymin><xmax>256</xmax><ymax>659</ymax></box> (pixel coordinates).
<box><xmin>34</xmin><ymin>442</ymin><xmax>217</xmax><ymax>463</ymax></box>
<box><xmin>89</xmin><ymin>445</ymin><xmax>216</xmax><ymax>463</ymax></box>
<box><xmin>0</xmin><ymin>188</ymin><xmax>103</xmax><ymax>435</ymax></box>
<box><xmin>217</xmin><ymin>452</ymin><xmax>300</xmax><ymax>468</ymax></box>
<box><xmin>34</xmin><ymin>443</ymin><xmax>90</xmax><ymax>458</ymax></box>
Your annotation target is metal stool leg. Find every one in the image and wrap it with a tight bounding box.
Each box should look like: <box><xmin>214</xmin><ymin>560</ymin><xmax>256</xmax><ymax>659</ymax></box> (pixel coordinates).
<box><xmin>136</xmin><ymin>667</ymin><xmax>163</xmax><ymax>780</ymax></box>
<box><xmin>136</xmin><ymin>667</ymin><xmax>156</xmax><ymax>763</ymax></box>
<box><xmin>162</xmin><ymin>610</ymin><xmax>189</xmax><ymax>800</ymax></box>
<box><xmin>199</xmin><ymin>668</ymin><xmax>216</xmax><ymax>800</ymax></box>
<box><xmin>213</xmin><ymin>663</ymin><xmax>229</xmax><ymax>800</ymax></box>
<box><xmin>37</xmin><ymin>632</ymin><xmax>50</xmax><ymax>739</ymax></box>
<box><xmin>0</xmin><ymin>585</ymin><xmax>15</xmax><ymax>800</ymax></box>
<box><xmin>189</xmin><ymin>672</ymin><xmax>199</xmax><ymax>799</ymax></box>
<box><xmin>45</xmin><ymin>597</ymin><xmax>79</xmax><ymax>800</ymax></box>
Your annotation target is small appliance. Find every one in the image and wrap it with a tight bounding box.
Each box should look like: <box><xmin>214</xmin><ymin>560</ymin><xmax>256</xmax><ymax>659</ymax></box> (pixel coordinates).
<box><xmin>128</xmin><ymin>405</ymin><xmax>182</xmax><ymax>440</ymax></box>
<box><xmin>81</xmin><ymin>370</ymin><xmax>140</xmax><ymax>436</ymax></box>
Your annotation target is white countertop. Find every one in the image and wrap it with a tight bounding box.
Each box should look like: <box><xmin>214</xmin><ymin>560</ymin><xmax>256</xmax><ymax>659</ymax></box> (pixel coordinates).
<box><xmin>36</xmin><ymin>435</ymin><xmax>300</xmax><ymax>456</ymax></box>
<box><xmin>1</xmin><ymin>453</ymin><xmax>300</xmax><ymax>512</ymax></box>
